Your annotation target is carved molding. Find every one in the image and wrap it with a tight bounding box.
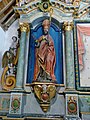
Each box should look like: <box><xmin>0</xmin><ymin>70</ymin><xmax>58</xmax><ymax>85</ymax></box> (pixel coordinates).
<box><xmin>13</xmin><ymin>0</ymin><xmax>89</xmax><ymax>19</ymax></box>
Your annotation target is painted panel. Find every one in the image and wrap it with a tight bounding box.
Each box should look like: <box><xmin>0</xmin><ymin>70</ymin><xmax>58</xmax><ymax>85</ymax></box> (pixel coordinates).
<box><xmin>0</xmin><ymin>94</ymin><xmax>10</xmax><ymax>112</ymax></box>
<box><xmin>79</xmin><ymin>95</ymin><xmax>90</xmax><ymax>113</ymax></box>
<box><xmin>74</xmin><ymin>20</ymin><xmax>90</xmax><ymax>91</ymax></box>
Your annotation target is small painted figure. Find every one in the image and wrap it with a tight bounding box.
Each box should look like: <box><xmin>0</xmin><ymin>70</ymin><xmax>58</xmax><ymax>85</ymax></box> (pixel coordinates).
<box><xmin>33</xmin><ymin>19</ymin><xmax>56</xmax><ymax>82</ymax></box>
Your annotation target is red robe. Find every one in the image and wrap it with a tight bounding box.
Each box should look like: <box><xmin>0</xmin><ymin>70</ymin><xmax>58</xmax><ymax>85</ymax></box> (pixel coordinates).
<box><xmin>34</xmin><ymin>35</ymin><xmax>56</xmax><ymax>81</ymax></box>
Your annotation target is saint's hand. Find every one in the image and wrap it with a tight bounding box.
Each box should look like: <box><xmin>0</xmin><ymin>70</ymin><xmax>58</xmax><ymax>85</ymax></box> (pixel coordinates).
<box><xmin>35</xmin><ymin>40</ymin><xmax>40</xmax><ymax>48</ymax></box>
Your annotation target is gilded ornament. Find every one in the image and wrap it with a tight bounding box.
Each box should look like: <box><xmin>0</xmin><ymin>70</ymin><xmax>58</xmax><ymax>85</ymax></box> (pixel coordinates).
<box><xmin>38</xmin><ymin>0</ymin><xmax>52</xmax><ymax>13</ymax></box>
<box><xmin>19</xmin><ymin>23</ymin><xmax>30</xmax><ymax>33</ymax></box>
<box><xmin>73</xmin><ymin>0</ymin><xmax>80</xmax><ymax>6</ymax></box>
<box><xmin>32</xmin><ymin>82</ymin><xmax>56</xmax><ymax>112</ymax></box>
<box><xmin>40</xmin><ymin>102</ymin><xmax>49</xmax><ymax>112</ymax></box>
<box><xmin>73</xmin><ymin>8</ymin><xmax>79</xmax><ymax>18</ymax></box>
<box><xmin>16</xmin><ymin>0</ymin><xmax>19</xmax><ymax>6</ymax></box>
<box><xmin>34</xmin><ymin>85</ymin><xmax>42</xmax><ymax>100</ymax></box>
<box><xmin>47</xmin><ymin>85</ymin><xmax>56</xmax><ymax>99</ymax></box>
<box><xmin>63</xmin><ymin>22</ymin><xmax>73</xmax><ymax>31</ymax></box>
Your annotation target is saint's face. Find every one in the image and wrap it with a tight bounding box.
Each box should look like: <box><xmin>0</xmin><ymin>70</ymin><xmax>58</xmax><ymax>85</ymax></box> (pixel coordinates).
<box><xmin>43</xmin><ymin>26</ymin><xmax>49</xmax><ymax>35</ymax></box>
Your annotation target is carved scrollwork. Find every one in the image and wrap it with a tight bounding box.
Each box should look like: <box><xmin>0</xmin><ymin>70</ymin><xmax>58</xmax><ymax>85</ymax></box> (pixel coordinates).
<box><xmin>1</xmin><ymin>67</ymin><xmax>16</xmax><ymax>91</ymax></box>
<box><xmin>1</xmin><ymin>36</ymin><xmax>19</xmax><ymax>91</ymax></box>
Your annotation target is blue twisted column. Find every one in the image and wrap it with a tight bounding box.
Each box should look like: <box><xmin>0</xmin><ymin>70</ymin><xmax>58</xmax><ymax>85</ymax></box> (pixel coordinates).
<box><xmin>64</xmin><ymin>22</ymin><xmax>75</xmax><ymax>90</ymax></box>
<box><xmin>16</xmin><ymin>23</ymin><xmax>30</xmax><ymax>90</ymax></box>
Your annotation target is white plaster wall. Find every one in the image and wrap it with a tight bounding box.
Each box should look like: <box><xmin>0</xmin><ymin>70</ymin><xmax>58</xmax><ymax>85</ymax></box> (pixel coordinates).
<box><xmin>0</xmin><ymin>27</ymin><xmax>5</xmax><ymax>78</ymax></box>
<box><xmin>0</xmin><ymin>20</ymin><xmax>19</xmax><ymax>89</ymax></box>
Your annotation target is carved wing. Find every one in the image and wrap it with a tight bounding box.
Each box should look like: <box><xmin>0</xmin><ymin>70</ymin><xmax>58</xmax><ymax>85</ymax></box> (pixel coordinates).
<box><xmin>47</xmin><ymin>85</ymin><xmax>56</xmax><ymax>100</ymax></box>
<box><xmin>34</xmin><ymin>85</ymin><xmax>43</xmax><ymax>100</ymax></box>
<box><xmin>2</xmin><ymin>51</ymin><xmax>8</xmax><ymax>68</ymax></box>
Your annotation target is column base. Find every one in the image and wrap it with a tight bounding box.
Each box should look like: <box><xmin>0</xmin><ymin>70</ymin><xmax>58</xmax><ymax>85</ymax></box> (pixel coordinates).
<box><xmin>12</xmin><ymin>87</ymin><xmax>25</xmax><ymax>92</ymax></box>
<box><xmin>64</xmin><ymin>88</ymin><xmax>78</xmax><ymax>94</ymax></box>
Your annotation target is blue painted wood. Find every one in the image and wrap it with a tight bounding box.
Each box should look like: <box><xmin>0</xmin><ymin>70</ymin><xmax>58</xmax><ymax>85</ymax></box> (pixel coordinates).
<box><xmin>27</xmin><ymin>23</ymin><xmax>63</xmax><ymax>84</ymax></box>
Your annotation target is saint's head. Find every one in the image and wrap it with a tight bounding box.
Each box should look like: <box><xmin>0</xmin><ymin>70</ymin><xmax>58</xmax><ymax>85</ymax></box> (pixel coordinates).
<box><xmin>42</xmin><ymin>19</ymin><xmax>50</xmax><ymax>35</ymax></box>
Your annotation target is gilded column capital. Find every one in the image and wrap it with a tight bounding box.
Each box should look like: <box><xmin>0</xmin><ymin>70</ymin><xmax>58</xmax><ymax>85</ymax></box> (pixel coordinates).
<box><xmin>63</xmin><ymin>22</ymin><xmax>73</xmax><ymax>31</ymax></box>
<box><xmin>19</xmin><ymin>23</ymin><xmax>30</xmax><ymax>33</ymax></box>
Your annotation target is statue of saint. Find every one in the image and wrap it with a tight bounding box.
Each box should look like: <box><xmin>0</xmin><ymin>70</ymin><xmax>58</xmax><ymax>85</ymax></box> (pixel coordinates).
<box><xmin>33</xmin><ymin>19</ymin><xmax>56</xmax><ymax>83</ymax></box>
